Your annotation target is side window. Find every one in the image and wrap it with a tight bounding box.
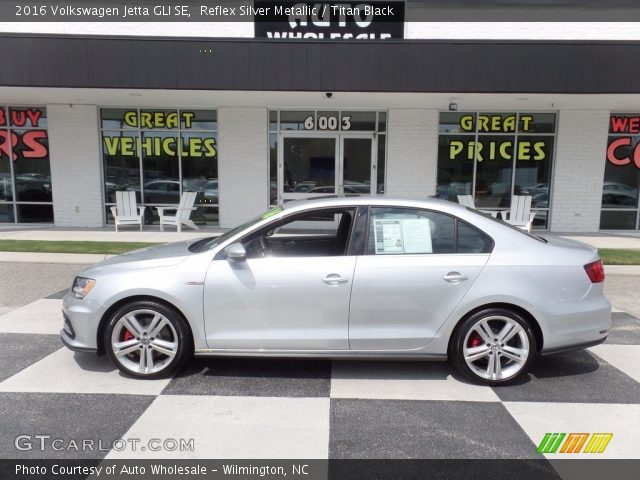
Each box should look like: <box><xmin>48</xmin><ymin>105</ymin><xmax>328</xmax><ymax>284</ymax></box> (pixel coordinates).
<box><xmin>457</xmin><ymin>221</ymin><xmax>493</xmax><ymax>254</ymax></box>
<box><xmin>242</xmin><ymin>208</ymin><xmax>355</xmax><ymax>259</ymax></box>
<box><xmin>368</xmin><ymin>208</ymin><xmax>455</xmax><ymax>255</ymax></box>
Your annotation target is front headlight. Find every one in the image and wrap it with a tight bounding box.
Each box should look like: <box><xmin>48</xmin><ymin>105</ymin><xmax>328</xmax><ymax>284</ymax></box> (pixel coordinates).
<box><xmin>71</xmin><ymin>277</ymin><xmax>96</xmax><ymax>299</ymax></box>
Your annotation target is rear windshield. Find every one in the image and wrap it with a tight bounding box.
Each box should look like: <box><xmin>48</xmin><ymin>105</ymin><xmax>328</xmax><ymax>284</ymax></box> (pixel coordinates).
<box><xmin>468</xmin><ymin>208</ymin><xmax>547</xmax><ymax>243</ymax></box>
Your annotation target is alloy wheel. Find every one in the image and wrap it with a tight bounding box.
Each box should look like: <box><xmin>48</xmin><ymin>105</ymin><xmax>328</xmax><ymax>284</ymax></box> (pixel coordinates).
<box><xmin>110</xmin><ymin>309</ymin><xmax>179</xmax><ymax>375</ymax></box>
<box><xmin>462</xmin><ymin>315</ymin><xmax>530</xmax><ymax>381</ymax></box>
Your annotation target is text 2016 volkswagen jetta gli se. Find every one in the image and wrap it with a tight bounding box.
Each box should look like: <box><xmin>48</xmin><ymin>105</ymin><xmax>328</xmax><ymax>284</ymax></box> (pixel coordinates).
<box><xmin>60</xmin><ymin>197</ymin><xmax>611</xmax><ymax>385</ymax></box>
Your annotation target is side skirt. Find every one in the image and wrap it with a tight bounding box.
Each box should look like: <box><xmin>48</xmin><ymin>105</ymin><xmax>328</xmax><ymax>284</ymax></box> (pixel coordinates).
<box><xmin>193</xmin><ymin>349</ymin><xmax>448</xmax><ymax>361</ymax></box>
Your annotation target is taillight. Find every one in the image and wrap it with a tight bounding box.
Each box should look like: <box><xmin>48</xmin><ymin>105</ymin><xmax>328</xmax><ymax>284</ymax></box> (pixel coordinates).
<box><xmin>584</xmin><ymin>260</ymin><xmax>605</xmax><ymax>283</ymax></box>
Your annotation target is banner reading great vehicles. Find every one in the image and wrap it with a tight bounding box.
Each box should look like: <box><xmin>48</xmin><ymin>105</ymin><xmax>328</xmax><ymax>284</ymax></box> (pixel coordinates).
<box><xmin>101</xmin><ymin>110</ymin><xmax>217</xmax><ymax>158</ymax></box>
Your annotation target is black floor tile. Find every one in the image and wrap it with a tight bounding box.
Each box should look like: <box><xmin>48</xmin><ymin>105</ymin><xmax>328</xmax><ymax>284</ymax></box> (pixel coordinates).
<box><xmin>0</xmin><ymin>392</ymin><xmax>155</xmax><ymax>459</ymax></box>
<box><xmin>45</xmin><ymin>289</ymin><xmax>68</xmax><ymax>299</ymax></box>
<box><xmin>0</xmin><ymin>333</ymin><xmax>62</xmax><ymax>382</ymax></box>
<box><xmin>492</xmin><ymin>349</ymin><xmax>640</xmax><ymax>403</ymax></box>
<box><xmin>162</xmin><ymin>357</ymin><xmax>331</xmax><ymax>397</ymax></box>
<box><xmin>606</xmin><ymin>313</ymin><xmax>640</xmax><ymax>345</ymax></box>
<box><xmin>329</xmin><ymin>399</ymin><xmax>538</xmax><ymax>459</ymax></box>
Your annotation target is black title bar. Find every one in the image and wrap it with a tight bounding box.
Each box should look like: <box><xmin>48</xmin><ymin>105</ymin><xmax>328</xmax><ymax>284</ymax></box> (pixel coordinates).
<box><xmin>1</xmin><ymin>0</ymin><xmax>640</xmax><ymax>22</ymax></box>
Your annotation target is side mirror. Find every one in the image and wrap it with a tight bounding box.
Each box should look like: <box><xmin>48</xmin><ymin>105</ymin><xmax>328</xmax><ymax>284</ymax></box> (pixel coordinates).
<box><xmin>224</xmin><ymin>243</ymin><xmax>247</xmax><ymax>262</ymax></box>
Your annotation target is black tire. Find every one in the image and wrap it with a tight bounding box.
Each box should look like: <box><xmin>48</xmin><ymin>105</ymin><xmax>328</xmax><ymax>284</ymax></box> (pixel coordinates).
<box><xmin>451</xmin><ymin>308</ymin><xmax>536</xmax><ymax>386</ymax></box>
<box><xmin>104</xmin><ymin>300</ymin><xmax>193</xmax><ymax>379</ymax></box>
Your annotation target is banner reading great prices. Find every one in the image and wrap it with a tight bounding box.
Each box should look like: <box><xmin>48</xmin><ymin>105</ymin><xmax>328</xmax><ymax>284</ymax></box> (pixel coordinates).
<box><xmin>447</xmin><ymin>114</ymin><xmax>550</xmax><ymax>162</ymax></box>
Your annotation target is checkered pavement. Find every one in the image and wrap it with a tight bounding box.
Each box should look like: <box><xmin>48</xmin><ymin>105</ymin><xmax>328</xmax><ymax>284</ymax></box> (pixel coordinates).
<box><xmin>0</xmin><ymin>291</ymin><xmax>638</xmax><ymax>461</ymax></box>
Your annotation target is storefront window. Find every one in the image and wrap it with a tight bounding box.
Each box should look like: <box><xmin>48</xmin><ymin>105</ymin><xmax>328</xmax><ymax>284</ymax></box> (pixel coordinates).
<box><xmin>377</xmin><ymin>135</ymin><xmax>386</xmax><ymax>194</ymax></box>
<box><xmin>268</xmin><ymin>110</ymin><xmax>387</xmax><ymax>205</ymax></box>
<box><xmin>0</xmin><ymin>106</ymin><xmax>52</xmax><ymax>223</ymax></box>
<box><xmin>600</xmin><ymin>113</ymin><xmax>640</xmax><ymax>230</ymax></box>
<box><xmin>437</xmin><ymin>112</ymin><xmax>556</xmax><ymax>229</ymax></box>
<box><xmin>101</xmin><ymin>108</ymin><xmax>218</xmax><ymax>226</ymax></box>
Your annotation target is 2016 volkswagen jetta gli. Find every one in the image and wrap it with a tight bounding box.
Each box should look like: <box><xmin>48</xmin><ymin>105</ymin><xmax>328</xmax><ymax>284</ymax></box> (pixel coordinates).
<box><xmin>60</xmin><ymin>197</ymin><xmax>611</xmax><ymax>385</ymax></box>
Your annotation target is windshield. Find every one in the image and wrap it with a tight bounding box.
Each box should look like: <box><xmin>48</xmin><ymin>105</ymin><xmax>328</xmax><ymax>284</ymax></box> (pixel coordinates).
<box><xmin>189</xmin><ymin>207</ymin><xmax>284</xmax><ymax>253</ymax></box>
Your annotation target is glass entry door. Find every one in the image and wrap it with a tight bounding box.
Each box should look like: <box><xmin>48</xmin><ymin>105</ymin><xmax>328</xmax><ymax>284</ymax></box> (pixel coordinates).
<box><xmin>279</xmin><ymin>134</ymin><xmax>375</xmax><ymax>203</ymax></box>
<box><xmin>341</xmin><ymin>136</ymin><xmax>375</xmax><ymax>196</ymax></box>
<box><xmin>281</xmin><ymin>136</ymin><xmax>337</xmax><ymax>201</ymax></box>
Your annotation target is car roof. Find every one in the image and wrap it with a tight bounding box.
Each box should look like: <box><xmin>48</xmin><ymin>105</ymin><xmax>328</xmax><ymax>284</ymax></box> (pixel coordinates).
<box><xmin>282</xmin><ymin>195</ymin><xmax>468</xmax><ymax>213</ymax></box>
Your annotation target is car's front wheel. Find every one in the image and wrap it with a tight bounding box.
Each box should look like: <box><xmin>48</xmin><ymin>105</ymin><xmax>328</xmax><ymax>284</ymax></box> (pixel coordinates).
<box><xmin>451</xmin><ymin>308</ymin><xmax>536</xmax><ymax>385</ymax></box>
<box><xmin>104</xmin><ymin>300</ymin><xmax>192</xmax><ymax>379</ymax></box>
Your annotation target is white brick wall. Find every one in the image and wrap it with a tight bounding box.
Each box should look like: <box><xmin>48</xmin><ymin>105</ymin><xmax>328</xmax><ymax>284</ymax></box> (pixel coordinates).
<box><xmin>550</xmin><ymin>110</ymin><xmax>609</xmax><ymax>232</ymax></box>
<box><xmin>218</xmin><ymin>108</ymin><xmax>268</xmax><ymax>228</ymax></box>
<box><xmin>386</xmin><ymin>109</ymin><xmax>439</xmax><ymax>198</ymax></box>
<box><xmin>47</xmin><ymin>104</ymin><xmax>104</xmax><ymax>227</ymax></box>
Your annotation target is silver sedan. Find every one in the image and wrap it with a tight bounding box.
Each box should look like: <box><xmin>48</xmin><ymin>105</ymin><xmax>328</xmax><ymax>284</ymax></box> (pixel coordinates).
<box><xmin>60</xmin><ymin>197</ymin><xmax>611</xmax><ymax>385</ymax></box>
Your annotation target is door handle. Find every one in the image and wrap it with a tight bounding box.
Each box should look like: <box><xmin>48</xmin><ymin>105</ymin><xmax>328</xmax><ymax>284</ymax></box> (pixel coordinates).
<box><xmin>443</xmin><ymin>272</ymin><xmax>468</xmax><ymax>283</ymax></box>
<box><xmin>322</xmin><ymin>274</ymin><xmax>349</xmax><ymax>285</ymax></box>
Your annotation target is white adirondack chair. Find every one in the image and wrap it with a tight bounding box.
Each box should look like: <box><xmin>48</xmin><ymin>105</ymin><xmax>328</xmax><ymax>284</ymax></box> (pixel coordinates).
<box><xmin>110</xmin><ymin>190</ymin><xmax>145</xmax><ymax>232</ymax></box>
<box><xmin>501</xmin><ymin>195</ymin><xmax>536</xmax><ymax>232</ymax></box>
<box><xmin>457</xmin><ymin>194</ymin><xmax>498</xmax><ymax>218</ymax></box>
<box><xmin>156</xmin><ymin>191</ymin><xmax>200</xmax><ymax>232</ymax></box>
<box><xmin>457</xmin><ymin>194</ymin><xmax>475</xmax><ymax>208</ymax></box>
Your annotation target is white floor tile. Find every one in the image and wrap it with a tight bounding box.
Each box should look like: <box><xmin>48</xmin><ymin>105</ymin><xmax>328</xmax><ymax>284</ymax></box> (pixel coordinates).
<box><xmin>0</xmin><ymin>299</ymin><xmax>62</xmax><ymax>335</ymax></box>
<box><xmin>106</xmin><ymin>395</ymin><xmax>330</xmax><ymax>459</ymax></box>
<box><xmin>0</xmin><ymin>348</ymin><xmax>169</xmax><ymax>395</ymax></box>
<box><xmin>330</xmin><ymin>361</ymin><xmax>500</xmax><ymax>402</ymax></box>
<box><xmin>590</xmin><ymin>344</ymin><xmax>640</xmax><ymax>383</ymax></box>
<box><xmin>504</xmin><ymin>402</ymin><xmax>640</xmax><ymax>459</ymax></box>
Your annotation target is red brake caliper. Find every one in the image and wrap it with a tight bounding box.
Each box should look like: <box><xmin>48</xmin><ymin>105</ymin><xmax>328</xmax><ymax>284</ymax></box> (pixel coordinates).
<box><xmin>468</xmin><ymin>333</ymin><xmax>482</xmax><ymax>348</ymax></box>
<box><xmin>123</xmin><ymin>329</ymin><xmax>134</xmax><ymax>342</ymax></box>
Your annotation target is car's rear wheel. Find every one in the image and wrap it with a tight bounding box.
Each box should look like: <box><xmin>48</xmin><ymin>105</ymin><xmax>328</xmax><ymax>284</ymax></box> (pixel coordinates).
<box><xmin>104</xmin><ymin>300</ymin><xmax>192</xmax><ymax>379</ymax></box>
<box><xmin>451</xmin><ymin>308</ymin><xmax>536</xmax><ymax>385</ymax></box>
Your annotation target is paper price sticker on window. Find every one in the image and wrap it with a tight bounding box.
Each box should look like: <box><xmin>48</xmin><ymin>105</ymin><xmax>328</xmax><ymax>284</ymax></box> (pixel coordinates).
<box><xmin>373</xmin><ymin>218</ymin><xmax>432</xmax><ymax>254</ymax></box>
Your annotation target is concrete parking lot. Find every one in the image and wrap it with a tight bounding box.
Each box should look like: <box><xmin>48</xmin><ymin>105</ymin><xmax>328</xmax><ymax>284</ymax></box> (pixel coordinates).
<box><xmin>0</xmin><ymin>261</ymin><xmax>638</xmax><ymax>468</ymax></box>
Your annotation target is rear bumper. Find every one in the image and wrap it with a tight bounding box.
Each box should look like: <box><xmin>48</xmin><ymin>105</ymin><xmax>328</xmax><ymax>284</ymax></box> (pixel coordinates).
<box><xmin>540</xmin><ymin>336</ymin><xmax>607</xmax><ymax>356</ymax></box>
<box><xmin>538</xmin><ymin>294</ymin><xmax>611</xmax><ymax>352</ymax></box>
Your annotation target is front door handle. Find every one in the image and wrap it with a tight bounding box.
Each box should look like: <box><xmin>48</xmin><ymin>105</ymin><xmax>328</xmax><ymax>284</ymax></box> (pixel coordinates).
<box><xmin>443</xmin><ymin>272</ymin><xmax>468</xmax><ymax>283</ymax></box>
<box><xmin>322</xmin><ymin>274</ymin><xmax>349</xmax><ymax>285</ymax></box>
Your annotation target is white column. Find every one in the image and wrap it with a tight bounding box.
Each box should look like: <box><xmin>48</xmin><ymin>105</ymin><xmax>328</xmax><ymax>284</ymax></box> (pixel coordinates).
<box><xmin>217</xmin><ymin>108</ymin><xmax>268</xmax><ymax>228</ymax></box>
<box><xmin>47</xmin><ymin>104</ymin><xmax>103</xmax><ymax>227</ymax></box>
<box><xmin>550</xmin><ymin>110</ymin><xmax>609</xmax><ymax>232</ymax></box>
<box><xmin>385</xmin><ymin>109</ymin><xmax>439</xmax><ymax>198</ymax></box>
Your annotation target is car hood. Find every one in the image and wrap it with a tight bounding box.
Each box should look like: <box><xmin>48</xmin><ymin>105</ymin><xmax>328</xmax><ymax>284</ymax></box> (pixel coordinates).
<box><xmin>82</xmin><ymin>240</ymin><xmax>195</xmax><ymax>275</ymax></box>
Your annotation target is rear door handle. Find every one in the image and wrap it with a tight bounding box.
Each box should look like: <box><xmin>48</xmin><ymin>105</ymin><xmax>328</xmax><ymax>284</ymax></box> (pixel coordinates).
<box><xmin>322</xmin><ymin>274</ymin><xmax>349</xmax><ymax>285</ymax></box>
<box><xmin>443</xmin><ymin>272</ymin><xmax>468</xmax><ymax>283</ymax></box>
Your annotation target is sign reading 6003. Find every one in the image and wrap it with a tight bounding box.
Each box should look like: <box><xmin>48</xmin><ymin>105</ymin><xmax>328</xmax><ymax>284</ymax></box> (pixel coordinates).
<box><xmin>304</xmin><ymin>114</ymin><xmax>351</xmax><ymax>131</ymax></box>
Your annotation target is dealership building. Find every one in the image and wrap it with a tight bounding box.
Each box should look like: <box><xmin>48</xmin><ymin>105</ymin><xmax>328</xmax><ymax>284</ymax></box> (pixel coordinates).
<box><xmin>1</xmin><ymin>4</ymin><xmax>640</xmax><ymax>232</ymax></box>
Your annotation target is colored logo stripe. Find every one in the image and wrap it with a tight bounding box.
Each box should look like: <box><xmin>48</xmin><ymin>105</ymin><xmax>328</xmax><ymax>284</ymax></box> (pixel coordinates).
<box><xmin>584</xmin><ymin>433</ymin><xmax>613</xmax><ymax>454</ymax></box>
<box><xmin>537</xmin><ymin>433</ymin><xmax>566</xmax><ymax>454</ymax></box>
<box><xmin>560</xmin><ymin>433</ymin><xmax>589</xmax><ymax>453</ymax></box>
<box><xmin>538</xmin><ymin>433</ymin><xmax>613</xmax><ymax>454</ymax></box>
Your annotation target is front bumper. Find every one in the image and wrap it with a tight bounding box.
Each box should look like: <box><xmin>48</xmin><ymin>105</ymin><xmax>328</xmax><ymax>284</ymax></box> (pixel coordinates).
<box><xmin>60</xmin><ymin>327</ymin><xmax>98</xmax><ymax>353</ymax></box>
<box><xmin>60</xmin><ymin>293</ymin><xmax>105</xmax><ymax>354</ymax></box>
